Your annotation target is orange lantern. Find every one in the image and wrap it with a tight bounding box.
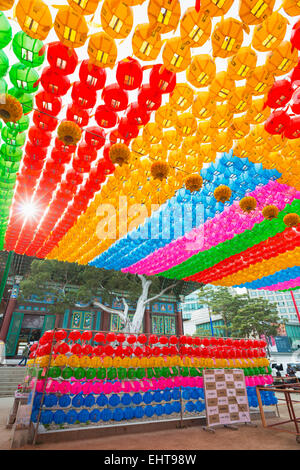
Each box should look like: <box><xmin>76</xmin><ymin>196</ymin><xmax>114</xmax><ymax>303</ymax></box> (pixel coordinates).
<box><xmin>252</xmin><ymin>12</ymin><xmax>288</xmax><ymax>52</ymax></box>
<box><xmin>155</xmin><ymin>104</ymin><xmax>177</xmax><ymax>128</ymax></box>
<box><xmin>186</xmin><ymin>54</ymin><xmax>216</xmax><ymax>88</ymax></box>
<box><xmin>87</xmin><ymin>32</ymin><xmax>117</xmax><ymax>69</ymax></box>
<box><xmin>0</xmin><ymin>0</ymin><xmax>14</xmax><ymax>10</ymax></box>
<box><xmin>228</xmin><ymin>117</ymin><xmax>250</xmax><ymax>140</ymax></box>
<box><xmin>101</xmin><ymin>0</ymin><xmax>133</xmax><ymax>39</ymax></box>
<box><xmin>132</xmin><ymin>23</ymin><xmax>162</xmax><ymax>62</ymax></box>
<box><xmin>211</xmin><ymin>131</ymin><xmax>233</xmax><ymax>153</ymax></box>
<box><xmin>67</xmin><ymin>0</ymin><xmax>99</xmax><ymax>15</ymax></box>
<box><xmin>209</xmin><ymin>71</ymin><xmax>235</xmax><ymax>102</ymax></box>
<box><xmin>54</xmin><ymin>6</ymin><xmax>88</xmax><ymax>48</ymax></box>
<box><xmin>181</xmin><ymin>136</ymin><xmax>200</xmax><ymax>156</ymax></box>
<box><xmin>245</xmin><ymin>98</ymin><xmax>271</xmax><ymax>124</ymax></box>
<box><xmin>175</xmin><ymin>113</ymin><xmax>197</xmax><ymax>137</ymax></box>
<box><xmin>169</xmin><ymin>83</ymin><xmax>194</xmax><ymax>111</ymax></box>
<box><xmin>15</xmin><ymin>0</ymin><xmax>52</xmax><ymax>40</ymax></box>
<box><xmin>245</xmin><ymin>65</ymin><xmax>274</xmax><ymax>96</ymax></box>
<box><xmin>227</xmin><ymin>47</ymin><xmax>257</xmax><ymax>80</ymax></box>
<box><xmin>212</xmin><ymin>17</ymin><xmax>247</xmax><ymax>58</ymax></box>
<box><xmin>180</xmin><ymin>7</ymin><xmax>211</xmax><ymax>48</ymax></box>
<box><xmin>265</xmin><ymin>41</ymin><xmax>298</xmax><ymax>76</ymax></box>
<box><xmin>131</xmin><ymin>136</ymin><xmax>150</xmax><ymax>157</ymax></box>
<box><xmin>200</xmin><ymin>0</ymin><xmax>234</xmax><ymax>17</ymax></box>
<box><xmin>162</xmin><ymin>37</ymin><xmax>191</xmax><ymax>73</ymax></box>
<box><xmin>161</xmin><ymin>130</ymin><xmax>182</xmax><ymax>150</ymax></box>
<box><xmin>192</xmin><ymin>91</ymin><xmax>216</xmax><ymax>119</ymax></box>
<box><xmin>239</xmin><ymin>0</ymin><xmax>276</xmax><ymax>26</ymax></box>
<box><xmin>147</xmin><ymin>0</ymin><xmax>181</xmax><ymax>34</ymax></box>
<box><xmin>228</xmin><ymin>87</ymin><xmax>252</xmax><ymax>114</ymax></box>
<box><xmin>282</xmin><ymin>0</ymin><xmax>300</xmax><ymax>16</ymax></box>
<box><xmin>196</xmin><ymin>121</ymin><xmax>215</xmax><ymax>143</ymax></box>
<box><xmin>210</xmin><ymin>104</ymin><xmax>233</xmax><ymax>129</ymax></box>
<box><xmin>142</xmin><ymin>122</ymin><xmax>162</xmax><ymax>144</ymax></box>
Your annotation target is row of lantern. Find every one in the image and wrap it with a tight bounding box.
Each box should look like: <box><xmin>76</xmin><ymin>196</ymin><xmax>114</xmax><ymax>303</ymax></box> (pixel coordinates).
<box><xmin>159</xmin><ymin>197</ymin><xmax>300</xmax><ymax>281</ymax></box>
<box><xmin>0</xmin><ymin>19</ymin><xmax>44</xmax><ymax>249</ymax></box>
<box><xmin>125</xmin><ymin>180</ymin><xmax>299</xmax><ymax>277</ymax></box>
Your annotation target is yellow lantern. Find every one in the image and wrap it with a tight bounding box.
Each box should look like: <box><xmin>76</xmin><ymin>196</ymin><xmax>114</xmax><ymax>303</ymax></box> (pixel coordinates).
<box><xmin>181</xmin><ymin>136</ymin><xmax>201</xmax><ymax>156</ymax></box>
<box><xmin>87</xmin><ymin>32</ymin><xmax>118</xmax><ymax>68</ymax></box>
<box><xmin>228</xmin><ymin>86</ymin><xmax>252</xmax><ymax>114</ymax></box>
<box><xmin>184</xmin><ymin>156</ymin><xmax>202</xmax><ymax>173</ymax></box>
<box><xmin>248</xmin><ymin>124</ymin><xmax>269</xmax><ymax>146</ymax></box>
<box><xmin>149</xmin><ymin>143</ymin><xmax>168</xmax><ymax>160</ymax></box>
<box><xmin>54</xmin><ymin>6</ymin><xmax>88</xmax><ymax>48</ymax></box>
<box><xmin>210</xmin><ymin>104</ymin><xmax>233</xmax><ymax>129</ymax></box>
<box><xmin>245</xmin><ymin>97</ymin><xmax>271</xmax><ymax>124</ymax></box>
<box><xmin>147</xmin><ymin>0</ymin><xmax>181</xmax><ymax>34</ymax></box>
<box><xmin>142</xmin><ymin>122</ymin><xmax>162</xmax><ymax>144</ymax></box>
<box><xmin>227</xmin><ymin>47</ymin><xmax>257</xmax><ymax>80</ymax></box>
<box><xmin>67</xmin><ymin>0</ymin><xmax>99</xmax><ymax>15</ymax></box>
<box><xmin>266</xmin><ymin>41</ymin><xmax>298</xmax><ymax>76</ymax></box>
<box><xmin>161</xmin><ymin>130</ymin><xmax>182</xmax><ymax>150</ymax></box>
<box><xmin>186</xmin><ymin>54</ymin><xmax>216</xmax><ymax>88</ymax></box>
<box><xmin>239</xmin><ymin>0</ymin><xmax>276</xmax><ymax>25</ymax></box>
<box><xmin>252</xmin><ymin>12</ymin><xmax>288</xmax><ymax>52</ymax></box>
<box><xmin>197</xmin><ymin>121</ymin><xmax>215</xmax><ymax>143</ymax></box>
<box><xmin>15</xmin><ymin>0</ymin><xmax>52</xmax><ymax>40</ymax></box>
<box><xmin>175</xmin><ymin>112</ymin><xmax>197</xmax><ymax>137</ymax></box>
<box><xmin>131</xmin><ymin>136</ymin><xmax>150</xmax><ymax>156</ymax></box>
<box><xmin>228</xmin><ymin>117</ymin><xmax>250</xmax><ymax>140</ymax></box>
<box><xmin>192</xmin><ymin>91</ymin><xmax>216</xmax><ymax>119</ymax></box>
<box><xmin>169</xmin><ymin>83</ymin><xmax>194</xmax><ymax>111</ymax></box>
<box><xmin>101</xmin><ymin>0</ymin><xmax>133</xmax><ymax>39</ymax></box>
<box><xmin>245</xmin><ymin>65</ymin><xmax>274</xmax><ymax>96</ymax></box>
<box><xmin>233</xmin><ymin>139</ymin><xmax>252</xmax><ymax>158</ymax></box>
<box><xmin>200</xmin><ymin>0</ymin><xmax>234</xmax><ymax>17</ymax></box>
<box><xmin>211</xmin><ymin>131</ymin><xmax>233</xmax><ymax>152</ymax></box>
<box><xmin>212</xmin><ymin>17</ymin><xmax>247</xmax><ymax>59</ymax></box>
<box><xmin>162</xmin><ymin>37</ymin><xmax>191</xmax><ymax>73</ymax></box>
<box><xmin>132</xmin><ymin>23</ymin><xmax>162</xmax><ymax>61</ymax></box>
<box><xmin>281</xmin><ymin>139</ymin><xmax>300</xmax><ymax>158</ymax></box>
<box><xmin>209</xmin><ymin>71</ymin><xmax>235</xmax><ymax>102</ymax></box>
<box><xmin>264</xmin><ymin>133</ymin><xmax>286</xmax><ymax>152</ymax></box>
<box><xmin>168</xmin><ymin>149</ymin><xmax>186</xmax><ymax>169</ymax></box>
<box><xmin>155</xmin><ymin>104</ymin><xmax>177</xmax><ymax>128</ymax></box>
<box><xmin>282</xmin><ymin>0</ymin><xmax>300</xmax><ymax>16</ymax></box>
<box><xmin>180</xmin><ymin>7</ymin><xmax>211</xmax><ymax>48</ymax></box>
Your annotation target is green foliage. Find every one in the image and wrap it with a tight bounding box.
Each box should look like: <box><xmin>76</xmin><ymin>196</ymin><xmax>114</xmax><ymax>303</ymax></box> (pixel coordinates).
<box><xmin>197</xmin><ymin>286</ymin><xmax>280</xmax><ymax>338</ymax></box>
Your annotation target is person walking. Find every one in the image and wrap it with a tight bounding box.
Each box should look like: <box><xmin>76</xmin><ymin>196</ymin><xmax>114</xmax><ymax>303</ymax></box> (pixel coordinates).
<box><xmin>0</xmin><ymin>340</ymin><xmax>6</xmax><ymax>366</ymax></box>
<box><xmin>18</xmin><ymin>343</ymin><xmax>30</xmax><ymax>366</ymax></box>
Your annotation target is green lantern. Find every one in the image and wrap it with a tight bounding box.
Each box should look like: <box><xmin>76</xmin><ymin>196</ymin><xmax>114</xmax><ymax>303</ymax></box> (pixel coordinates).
<box><xmin>74</xmin><ymin>367</ymin><xmax>85</xmax><ymax>380</ymax></box>
<box><xmin>161</xmin><ymin>367</ymin><xmax>170</xmax><ymax>378</ymax></box>
<box><xmin>117</xmin><ymin>367</ymin><xmax>126</xmax><ymax>380</ymax></box>
<box><xmin>96</xmin><ymin>368</ymin><xmax>106</xmax><ymax>379</ymax></box>
<box><xmin>136</xmin><ymin>368</ymin><xmax>146</xmax><ymax>379</ymax></box>
<box><xmin>0</xmin><ymin>160</ymin><xmax>20</xmax><ymax>176</ymax></box>
<box><xmin>12</xmin><ymin>31</ymin><xmax>45</xmax><ymax>68</ymax></box>
<box><xmin>127</xmin><ymin>368</ymin><xmax>136</xmax><ymax>379</ymax></box>
<box><xmin>48</xmin><ymin>366</ymin><xmax>61</xmax><ymax>378</ymax></box>
<box><xmin>146</xmin><ymin>368</ymin><xmax>154</xmax><ymax>379</ymax></box>
<box><xmin>6</xmin><ymin>114</ymin><xmax>29</xmax><ymax>132</ymax></box>
<box><xmin>0</xmin><ymin>13</ymin><xmax>12</xmax><ymax>49</ymax></box>
<box><xmin>85</xmin><ymin>368</ymin><xmax>96</xmax><ymax>380</ymax></box>
<box><xmin>180</xmin><ymin>367</ymin><xmax>189</xmax><ymax>377</ymax></box>
<box><xmin>9</xmin><ymin>63</ymin><xmax>39</xmax><ymax>94</ymax></box>
<box><xmin>0</xmin><ymin>50</ymin><xmax>9</xmax><ymax>78</ymax></box>
<box><xmin>62</xmin><ymin>367</ymin><xmax>73</xmax><ymax>380</ymax></box>
<box><xmin>107</xmin><ymin>367</ymin><xmax>117</xmax><ymax>380</ymax></box>
<box><xmin>170</xmin><ymin>366</ymin><xmax>179</xmax><ymax>377</ymax></box>
<box><xmin>153</xmin><ymin>367</ymin><xmax>161</xmax><ymax>378</ymax></box>
<box><xmin>8</xmin><ymin>87</ymin><xmax>34</xmax><ymax>115</ymax></box>
<box><xmin>0</xmin><ymin>144</ymin><xmax>23</xmax><ymax>163</ymax></box>
<box><xmin>1</xmin><ymin>127</ymin><xmax>26</xmax><ymax>147</ymax></box>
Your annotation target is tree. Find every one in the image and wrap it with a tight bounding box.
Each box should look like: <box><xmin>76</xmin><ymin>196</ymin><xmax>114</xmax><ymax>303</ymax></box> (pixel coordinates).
<box><xmin>197</xmin><ymin>286</ymin><xmax>280</xmax><ymax>338</ymax></box>
<box><xmin>20</xmin><ymin>259</ymin><xmax>191</xmax><ymax>333</ymax></box>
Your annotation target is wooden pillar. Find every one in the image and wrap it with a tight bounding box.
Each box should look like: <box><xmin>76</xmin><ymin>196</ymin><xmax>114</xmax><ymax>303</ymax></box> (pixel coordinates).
<box><xmin>176</xmin><ymin>305</ymin><xmax>183</xmax><ymax>336</ymax></box>
<box><xmin>0</xmin><ymin>296</ymin><xmax>17</xmax><ymax>342</ymax></box>
<box><xmin>144</xmin><ymin>308</ymin><xmax>151</xmax><ymax>334</ymax></box>
<box><xmin>101</xmin><ymin>310</ymin><xmax>110</xmax><ymax>331</ymax></box>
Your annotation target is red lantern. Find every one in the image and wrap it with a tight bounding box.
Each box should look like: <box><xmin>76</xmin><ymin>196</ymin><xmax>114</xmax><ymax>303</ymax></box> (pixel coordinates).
<box><xmin>95</xmin><ymin>105</ymin><xmax>118</xmax><ymax>128</ymax></box>
<box><xmin>54</xmin><ymin>329</ymin><xmax>67</xmax><ymax>341</ymax></box>
<box><xmin>284</xmin><ymin>116</ymin><xmax>300</xmax><ymax>139</ymax></box>
<box><xmin>32</xmin><ymin>110</ymin><xmax>58</xmax><ymax>131</ymax></box>
<box><xmin>51</xmin><ymin>148</ymin><xmax>72</xmax><ymax>165</ymax></box>
<box><xmin>149</xmin><ymin>334</ymin><xmax>158</xmax><ymax>344</ymax></box>
<box><xmin>71</xmin><ymin>81</ymin><xmax>97</xmax><ymax>109</ymax></box>
<box><xmin>134</xmin><ymin>346</ymin><xmax>143</xmax><ymax>356</ymax></box>
<box><xmin>127</xmin><ymin>334</ymin><xmax>137</xmax><ymax>344</ymax></box>
<box><xmin>40</xmin><ymin>67</ymin><xmax>71</xmax><ymax>96</ymax></box>
<box><xmin>159</xmin><ymin>335</ymin><xmax>168</xmax><ymax>345</ymax></box>
<box><xmin>137</xmin><ymin>334</ymin><xmax>147</xmax><ymax>344</ymax></box>
<box><xmin>186</xmin><ymin>336</ymin><xmax>193</xmax><ymax>346</ymax></box>
<box><xmin>264</xmin><ymin>79</ymin><xmax>293</xmax><ymax>109</ymax></box>
<box><xmin>169</xmin><ymin>335</ymin><xmax>178</xmax><ymax>345</ymax></box>
<box><xmin>193</xmin><ymin>337</ymin><xmax>201</xmax><ymax>346</ymax></box>
<box><xmin>58</xmin><ymin>342</ymin><xmax>70</xmax><ymax>354</ymax></box>
<box><xmin>290</xmin><ymin>88</ymin><xmax>300</xmax><ymax>114</ymax></box>
<box><xmin>65</xmin><ymin>169</ymin><xmax>83</xmax><ymax>186</ymax></box>
<box><xmin>35</xmin><ymin>90</ymin><xmax>62</xmax><ymax>116</ymax></box>
<box><xmin>97</xmin><ymin>154</ymin><xmax>115</xmax><ymax>175</ymax></box>
<box><xmin>127</xmin><ymin>102</ymin><xmax>150</xmax><ymax>126</ymax></box>
<box><xmin>210</xmin><ymin>337</ymin><xmax>218</xmax><ymax>346</ymax></box>
<box><xmin>116</xmin><ymin>57</ymin><xmax>143</xmax><ymax>91</ymax></box>
<box><xmin>81</xmin><ymin>330</ymin><xmax>93</xmax><ymax>341</ymax></box>
<box><xmin>94</xmin><ymin>332</ymin><xmax>106</xmax><ymax>343</ymax></box>
<box><xmin>106</xmin><ymin>332</ymin><xmax>116</xmax><ymax>342</ymax></box>
<box><xmin>93</xmin><ymin>345</ymin><xmax>103</xmax><ymax>356</ymax></box>
<box><xmin>116</xmin><ymin>333</ymin><xmax>126</xmax><ymax>343</ymax></box>
<box><xmin>72</xmin><ymin>156</ymin><xmax>91</xmax><ymax>173</ymax></box>
<box><xmin>179</xmin><ymin>335</ymin><xmax>187</xmax><ymax>345</ymax></box>
<box><xmin>77</xmin><ymin>143</ymin><xmax>98</xmax><ymax>163</ymax></box>
<box><xmin>85</xmin><ymin>126</ymin><xmax>106</xmax><ymax>149</ymax></box>
<box><xmin>264</xmin><ymin>109</ymin><xmax>290</xmax><ymax>135</ymax></box>
<box><xmin>68</xmin><ymin>330</ymin><xmax>82</xmax><ymax>341</ymax></box>
<box><xmin>102</xmin><ymin>84</ymin><xmax>129</xmax><ymax>111</ymax></box>
<box><xmin>25</xmin><ymin>141</ymin><xmax>48</xmax><ymax>161</ymax></box>
<box><xmin>105</xmin><ymin>345</ymin><xmax>114</xmax><ymax>356</ymax></box>
<box><xmin>149</xmin><ymin>64</ymin><xmax>176</xmax><ymax>94</ymax></box>
<box><xmin>82</xmin><ymin>344</ymin><xmax>93</xmax><ymax>355</ymax></box>
<box><xmin>45</xmin><ymin>158</ymin><xmax>65</xmax><ymax>177</ymax></box>
<box><xmin>291</xmin><ymin>20</ymin><xmax>300</xmax><ymax>52</ymax></box>
<box><xmin>28</xmin><ymin>126</ymin><xmax>52</xmax><ymax>147</ymax></box>
<box><xmin>138</xmin><ymin>84</ymin><xmax>162</xmax><ymax>111</ymax></box>
<box><xmin>118</xmin><ymin>117</ymin><xmax>139</xmax><ymax>140</ymax></box>
<box><xmin>202</xmin><ymin>338</ymin><xmax>210</xmax><ymax>346</ymax></box>
<box><xmin>66</xmin><ymin>104</ymin><xmax>89</xmax><ymax>127</ymax></box>
<box><xmin>79</xmin><ymin>60</ymin><xmax>107</xmax><ymax>90</ymax></box>
<box><xmin>47</xmin><ymin>42</ymin><xmax>78</xmax><ymax>75</ymax></box>
<box><xmin>71</xmin><ymin>343</ymin><xmax>82</xmax><ymax>355</ymax></box>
